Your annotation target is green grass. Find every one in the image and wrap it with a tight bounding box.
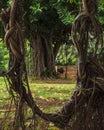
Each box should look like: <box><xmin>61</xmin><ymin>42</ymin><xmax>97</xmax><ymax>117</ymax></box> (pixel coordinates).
<box><xmin>0</xmin><ymin>77</ymin><xmax>10</xmax><ymax>106</ymax></box>
<box><xmin>31</xmin><ymin>83</ymin><xmax>74</xmax><ymax>100</ymax></box>
<box><xmin>0</xmin><ymin>77</ymin><xmax>75</xmax><ymax>106</ymax></box>
<box><xmin>0</xmin><ymin>77</ymin><xmax>75</xmax><ymax>129</ymax></box>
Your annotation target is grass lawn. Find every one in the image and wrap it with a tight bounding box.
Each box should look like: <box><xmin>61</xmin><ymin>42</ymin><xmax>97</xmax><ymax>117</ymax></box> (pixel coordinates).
<box><xmin>0</xmin><ymin>77</ymin><xmax>75</xmax><ymax>129</ymax></box>
<box><xmin>0</xmin><ymin>77</ymin><xmax>75</xmax><ymax>105</ymax></box>
<box><xmin>31</xmin><ymin>83</ymin><xmax>74</xmax><ymax>100</ymax></box>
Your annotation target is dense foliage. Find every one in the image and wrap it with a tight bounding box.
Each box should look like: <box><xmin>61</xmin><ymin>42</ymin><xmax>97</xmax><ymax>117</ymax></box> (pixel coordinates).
<box><xmin>0</xmin><ymin>0</ymin><xmax>104</xmax><ymax>70</ymax></box>
<box><xmin>0</xmin><ymin>39</ymin><xmax>8</xmax><ymax>70</ymax></box>
<box><xmin>56</xmin><ymin>44</ymin><xmax>77</xmax><ymax>65</ymax></box>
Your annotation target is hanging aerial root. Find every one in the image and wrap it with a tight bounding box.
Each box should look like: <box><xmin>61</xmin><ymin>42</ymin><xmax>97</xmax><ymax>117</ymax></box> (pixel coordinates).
<box><xmin>0</xmin><ymin>0</ymin><xmax>104</xmax><ymax>130</ymax></box>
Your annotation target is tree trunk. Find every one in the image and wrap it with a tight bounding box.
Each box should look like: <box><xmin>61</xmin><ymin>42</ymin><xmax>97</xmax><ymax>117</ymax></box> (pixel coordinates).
<box><xmin>31</xmin><ymin>34</ymin><xmax>56</xmax><ymax>78</ymax></box>
<box><xmin>1</xmin><ymin>0</ymin><xmax>104</xmax><ymax>130</ymax></box>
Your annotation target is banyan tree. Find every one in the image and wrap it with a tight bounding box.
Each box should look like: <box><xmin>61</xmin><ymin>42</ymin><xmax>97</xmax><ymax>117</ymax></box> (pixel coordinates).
<box><xmin>0</xmin><ymin>0</ymin><xmax>104</xmax><ymax>130</ymax></box>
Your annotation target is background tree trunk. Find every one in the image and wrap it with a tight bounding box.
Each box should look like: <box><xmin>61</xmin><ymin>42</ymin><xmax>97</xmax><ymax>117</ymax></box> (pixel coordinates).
<box><xmin>31</xmin><ymin>33</ymin><xmax>56</xmax><ymax>78</ymax></box>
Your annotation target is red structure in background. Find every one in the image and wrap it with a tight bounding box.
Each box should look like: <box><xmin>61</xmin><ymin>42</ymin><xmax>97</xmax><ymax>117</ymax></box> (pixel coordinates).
<box><xmin>55</xmin><ymin>66</ymin><xmax>77</xmax><ymax>80</ymax></box>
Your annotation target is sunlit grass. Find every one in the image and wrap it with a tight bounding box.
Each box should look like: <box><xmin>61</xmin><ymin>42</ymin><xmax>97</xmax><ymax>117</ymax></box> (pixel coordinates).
<box><xmin>30</xmin><ymin>83</ymin><xmax>74</xmax><ymax>100</ymax></box>
<box><xmin>0</xmin><ymin>77</ymin><xmax>75</xmax><ymax>106</ymax></box>
<box><xmin>0</xmin><ymin>77</ymin><xmax>75</xmax><ymax>129</ymax></box>
<box><xmin>0</xmin><ymin>77</ymin><xmax>10</xmax><ymax>106</ymax></box>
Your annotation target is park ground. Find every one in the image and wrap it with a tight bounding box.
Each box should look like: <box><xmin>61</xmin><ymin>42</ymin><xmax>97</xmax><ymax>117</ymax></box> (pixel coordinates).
<box><xmin>0</xmin><ymin>77</ymin><xmax>75</xmax><ymax>130</ymax></box>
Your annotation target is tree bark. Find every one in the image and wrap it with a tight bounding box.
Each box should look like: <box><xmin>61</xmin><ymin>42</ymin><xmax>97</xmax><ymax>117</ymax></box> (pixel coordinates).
<box><xmin>30</xmin><ymin>33</ymin><xmax>57</xmax><ymax>78</ymax></box>
<box><xmin>1</xmin><ymin>0</ymin><xmax>104</xmax><ymax>130</ymax></box>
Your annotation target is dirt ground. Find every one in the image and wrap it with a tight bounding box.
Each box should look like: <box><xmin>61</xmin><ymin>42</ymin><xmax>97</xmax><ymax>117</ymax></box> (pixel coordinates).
<box><xmin>29</xmin><ymin>78</ymin><xmax>75</xmax><ymax>84</ymax></box>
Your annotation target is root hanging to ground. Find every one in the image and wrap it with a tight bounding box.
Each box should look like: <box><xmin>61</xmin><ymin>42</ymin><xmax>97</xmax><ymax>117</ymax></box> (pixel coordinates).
<box><xmin>0</xmin><ymin>0</ymin><xmax>104</xmax><ymax>130</ymax></box>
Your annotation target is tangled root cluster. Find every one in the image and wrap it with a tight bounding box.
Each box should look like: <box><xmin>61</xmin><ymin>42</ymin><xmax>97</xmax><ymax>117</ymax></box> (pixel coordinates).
<box><xmin>0</xmin><ymin>0</ymin><xmax>104</xmax><ymax>130</ymax></box>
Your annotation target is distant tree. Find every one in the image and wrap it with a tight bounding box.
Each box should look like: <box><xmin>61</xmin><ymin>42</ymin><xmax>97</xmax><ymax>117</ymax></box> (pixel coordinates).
<box><xmin>22</xmin><ymin>0</ymin><xmax>77</xmax><ymax>77</ymax></box>
<box><xmin>56</xmin><ymin>43</ymin><xmax>77</xmax><ymax>66</ymax></box>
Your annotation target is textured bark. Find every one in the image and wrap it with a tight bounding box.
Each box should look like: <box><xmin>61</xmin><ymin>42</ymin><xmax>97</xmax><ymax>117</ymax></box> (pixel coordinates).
<box><xmin>0</xmin><ymin>0</ymin><xmax>104</xmax><ymax>130</ymax></box>
<box><xmin>30</xmin><ymin>34</ymin><xmax>56</xmax><ymax>78</ymax></box>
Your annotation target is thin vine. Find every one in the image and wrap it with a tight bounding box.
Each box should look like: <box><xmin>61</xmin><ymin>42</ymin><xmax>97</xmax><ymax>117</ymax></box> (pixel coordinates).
<box><xmin>0</xmin><ymin>0</ymin><xmax>104</xmax><ymax>130</ymax></box>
